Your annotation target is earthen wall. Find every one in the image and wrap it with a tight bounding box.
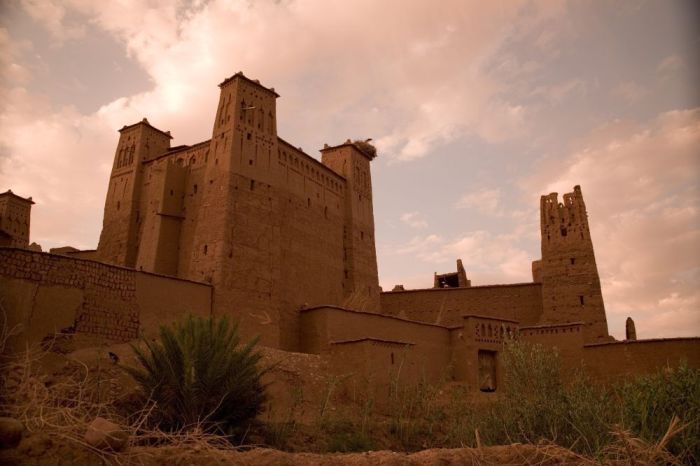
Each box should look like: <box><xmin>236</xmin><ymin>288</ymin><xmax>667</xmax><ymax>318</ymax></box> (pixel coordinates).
<box><xmin>299</xmin><ymin>306</ymin><xmax>451</xmax><ymax>375</ymax></box>
<box><xmin>329</xmin><ymin>339</ymin><xmax>422</xmax><ymax>406</ymax></box>
<box><xmin>380</xmin><ymin>283</ymin><xmax>543</xmax><ymax>327</ymax></box>
<box><xmin>581</xmin><ymin>338</ymin><xmax>700</xmax><ymax>383</ymax></box>
<box><xmin>0</xmin><ymin>248</ymin><xmax>211</xmax><ymax>351</ymax></box>
<box><xmin>520</xmin><ymin>322</ymin><xmax>586</xmax><ymax>369</ymax></box>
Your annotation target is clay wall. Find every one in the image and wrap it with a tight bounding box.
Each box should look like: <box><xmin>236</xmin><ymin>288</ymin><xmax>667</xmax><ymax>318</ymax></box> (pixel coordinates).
<box><xmin>173</xmin><ymin>141</ymin><xmax>211</xmax><ymax>278</ymax></box>
<box><xmin>62</xmin><ymin>250</ymin><xmax>98</xmax><ymax>261</ymax></box>
<box><xmin>581</xmin><ymin>338</ymin><xmax>700</xmax><ymax>383</ymax></box>
<box><xmin>275</xmin><ymin>139</ymin><xmax>347</xmax><ymax>350</ymax></box>
<box><xmin>328</xmin><ymin>339</ymin><xmax>422</xmax><ymax>405</ymax></box>
<box><xmin>136</xmin><ymin>159</ymin><xmax>187</xmax><ymax>275</ymax></box>
<box><xmin>299</xmin><ymin>306</ymin><xmax>451</xmax><ymax>383</ymax></box>
<box><xmin>520</xmin><ymin>322</ymin><xmax>586</xmax><ymax>370</ymax></box>
<box><xmin>380</xmin><ymin>283</ymin><xmax>543</xmax><ymax>327</ymax></box>
<box><xmin>134</xmin><ymin>271</ymin><xmax>212</xmax><ymax>339</ymax></box>
<box><xmin>0</xmin><ymin>248</ymin><xmax>211</xmax><ymax>352</ymax></box>
<box><xmin>450</xmin><ymin>315</ymin><xmax>517</xmax><ymax>390</ymax></box>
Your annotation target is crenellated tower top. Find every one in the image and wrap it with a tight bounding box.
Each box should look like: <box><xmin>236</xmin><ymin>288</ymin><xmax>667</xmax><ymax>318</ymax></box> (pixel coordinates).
<box><xmin>541</xmin><ymin>185</ymin><xmax>591</xmax><ymax>252</ymax></box>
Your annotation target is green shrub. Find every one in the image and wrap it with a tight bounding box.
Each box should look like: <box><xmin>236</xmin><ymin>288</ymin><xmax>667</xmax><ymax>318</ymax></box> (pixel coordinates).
<box><xmin>125</xmin><ymin>315</ymin><xmax>267</xmax><ymax>434</ymax></box>
<box><xmin>616</xmin><ymin>362</ymin><xmax>700</xmax><ymax>463</ymax></box>
<box><xmin>478</xmin><ymin>340</ymin><xmax>614</xmax><ymax>456</ymax></box>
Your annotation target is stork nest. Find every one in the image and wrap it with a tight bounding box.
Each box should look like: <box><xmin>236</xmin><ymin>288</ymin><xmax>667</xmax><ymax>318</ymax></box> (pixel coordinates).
<box><xmin>352</xmin><ymin>140</ymin><xmax>378</xmax><ymax>159</ymax></box>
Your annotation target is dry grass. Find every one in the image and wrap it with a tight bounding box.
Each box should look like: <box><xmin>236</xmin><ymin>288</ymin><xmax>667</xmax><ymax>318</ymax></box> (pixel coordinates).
<box><xmin>0</xmin><ymin>305</ymin><xmax>692</xmax><ymax>464</ymax></box>
<box><xmin>0</xmin><ymin>345</ymin><xmax>690</xmax><ymax>465</ymax></box>
<box><xmin>0</xmin><ymin>338</ymin><xmax>248</xmax><ymax>465</ymax></box>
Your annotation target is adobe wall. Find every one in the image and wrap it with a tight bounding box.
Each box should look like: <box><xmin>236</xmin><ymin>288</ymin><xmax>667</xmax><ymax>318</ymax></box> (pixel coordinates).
<box><xmin>451</xmin><ymin>315</ymin><xmax>517</xmax><ymax>391</ymax></box>
<box><xmin>299</xmin><ymin>306</ymin><xmax>451</xmax><ymax>383</ymax></box>
<box><xmin>328</xmin><ymin>339</ymin><xmax>423</xmax><ymax>406</ymax></box>
<box><xmin>0</xmin><ymin>248</ymin><xmax>211</xmax><ymax>352</ymax></box>
<box><xmin>275</xmin><ymin>140</ymin><xmax>347</xmax><ymax>350</ymax></box>
<box><xmin>380</xmin><ymin>283</ymin><xmax>543</xmax><ymax>327</ymax></box>
<box><xmin>134</xmin><ymin>272</ymin><xmax>212</xmax><ymax>339</ymax></box>
<box><xmin>520</xmin><ymin>322</ymin><xmax>586</xmax><ymax>371</ymax></box>
<box><xmin>581</xmin><ymin>338</ymin><xmax>700</xmax><ymax>383</ymax></box>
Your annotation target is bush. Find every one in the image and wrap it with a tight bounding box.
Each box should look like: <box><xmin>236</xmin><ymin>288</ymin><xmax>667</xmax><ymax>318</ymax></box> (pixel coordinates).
<box><xmin>479</xmin><ymin>340</ymin><xmax>614</xmax><ymax>456</ymax></box>
<box><xmin>125</xmin><ymin>315</ymin><xmax>267</xmax><ymax>434</ymax></box>
<box><xmin>616</xmin><ymin>362</ymin><xmax>700</xmax><ymax>463</ymax></box>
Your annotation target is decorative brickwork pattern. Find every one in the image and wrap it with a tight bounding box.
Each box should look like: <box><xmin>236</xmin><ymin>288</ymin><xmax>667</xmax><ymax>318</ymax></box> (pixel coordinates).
<box><xmin>0</xmin><ymin>248</ymin><xmax>139</xmax><ymax>341</ymax></box>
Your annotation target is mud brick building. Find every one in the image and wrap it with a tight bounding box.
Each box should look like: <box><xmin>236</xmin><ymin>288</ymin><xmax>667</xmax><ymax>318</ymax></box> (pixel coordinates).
<box><xmin>1</xmin><ymin>72</ymin><xmax>697</xmax><ymax>394</ymax></box>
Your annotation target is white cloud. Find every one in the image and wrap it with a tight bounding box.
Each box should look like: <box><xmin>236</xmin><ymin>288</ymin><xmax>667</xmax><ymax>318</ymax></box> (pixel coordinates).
<box><xmin>0</xmin><ymin>0</ymin><xmax>569</xmax><ymax>249</ymax></box>
<box><xmin>19</xmin><ymin>0</ymin><xmax>86</xmax><ymax>43</ymax></box>
<box><xmin>400</xmin><ymin>211</ymin><xmax>428</xmax><ymax>229</ymax></box>
<box><xmin>455</xmin><ymin>188</ymin><xmax>502</xmax><ymax>215</ymax></box>
<box><xmin>528</xmin><ymin>108</ymin><xmax>700</xmax><ymax>339</ymax></box>
<box><xmin>388</xmin><ymin>230</ymin><xmax>532</xmax><ymax>285</ymax></box>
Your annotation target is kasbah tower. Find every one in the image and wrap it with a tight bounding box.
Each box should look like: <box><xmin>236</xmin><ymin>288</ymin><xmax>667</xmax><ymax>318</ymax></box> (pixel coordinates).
<box><xmin>2</xmin><ymin>72</ymin><xmax>697</xmax><ymax>389</ymax></box>
<box><xmin>533</xmin><ymin>186</ymin><xmax>609</xmax><ymax>343</ymax></box>
<box><xmin>95</xmin><ymin>72</ymin><xmax>380</xmax><ymax>350</ymax></box>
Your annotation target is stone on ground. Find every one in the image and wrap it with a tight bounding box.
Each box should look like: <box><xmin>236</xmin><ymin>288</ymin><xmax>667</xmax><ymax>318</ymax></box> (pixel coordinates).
<box><xmin>84</xmin><ymin>417</ymin><xmax>128</xmax><ymax>452</ymax></box>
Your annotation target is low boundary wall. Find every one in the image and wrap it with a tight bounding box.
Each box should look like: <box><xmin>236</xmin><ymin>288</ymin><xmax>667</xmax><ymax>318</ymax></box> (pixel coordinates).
<box><xmin>582</xmin><ymin>337</ymin><xmax>700</xmax><ymax>383</ymax></box>
<box><xmin>0</xmin><ymin>247</ymin><xmax>212</xmax><ymax>351</ymax></box>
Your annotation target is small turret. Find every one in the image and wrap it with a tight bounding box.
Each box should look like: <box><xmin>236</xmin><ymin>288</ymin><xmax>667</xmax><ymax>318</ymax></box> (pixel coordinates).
<box><xmin>0</xmin><ymin>190</ymin><xmax>35</xmax><ymax>249</ymax></box>
<box><xmin>625</xmin><ymin>317</ymin><xmax>637</xmax><ymax>341</ymax></box>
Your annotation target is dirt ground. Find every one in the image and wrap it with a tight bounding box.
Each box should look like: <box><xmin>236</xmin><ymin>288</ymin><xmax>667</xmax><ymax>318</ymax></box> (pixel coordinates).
<box><xmin>1</xmin><ymin>432</ymin><xmax>587</xmax><ymax>466</ymax></box>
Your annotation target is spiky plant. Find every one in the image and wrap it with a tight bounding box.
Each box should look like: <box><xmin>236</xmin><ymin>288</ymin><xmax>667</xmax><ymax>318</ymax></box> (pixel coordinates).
<box><xmin>124</xmin><ymin>315</ymin><xmax>267</xmax><ymax>433</ymax></box>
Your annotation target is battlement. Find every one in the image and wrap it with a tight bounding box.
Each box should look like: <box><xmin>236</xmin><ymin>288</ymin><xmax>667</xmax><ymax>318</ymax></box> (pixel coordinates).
<box><xmin>322</xmin><ymin>139</ymin><xmax>378</xmax><ymax>161</ymax></box>
<box><xmin>218</xmin><ymin>71</ymin><xmax>280</xmax><ymax>97</ymax></box>
<box><xmin>540</xmin><ymin>185</ymin><xmax>587</xmax><ymax>228</ymax></box>
<box><xmin>119</xmin><ymin>118</ymin><xmax>172</xmax><ymax>139</ymax></box>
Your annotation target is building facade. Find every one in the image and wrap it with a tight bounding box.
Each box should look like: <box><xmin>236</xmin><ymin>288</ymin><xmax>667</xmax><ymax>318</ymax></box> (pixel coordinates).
<box><xmin>1</xmin><ymin>72</ymin><xmax>697</xmax><ymax>394</ymax></box>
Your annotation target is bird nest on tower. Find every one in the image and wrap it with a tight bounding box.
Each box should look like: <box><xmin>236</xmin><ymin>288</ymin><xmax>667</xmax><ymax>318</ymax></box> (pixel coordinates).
<box><xmin>352</xmin><ymin>139</ymin><xmax>378</xmax><ymax>160</ymax></box>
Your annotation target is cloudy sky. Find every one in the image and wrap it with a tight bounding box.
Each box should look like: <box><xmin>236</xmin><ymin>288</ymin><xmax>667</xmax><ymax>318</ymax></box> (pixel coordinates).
<box><xmin>1</xmin><ymin>0</ymin><xmax>698</xmax><ymax>339</ymax></box>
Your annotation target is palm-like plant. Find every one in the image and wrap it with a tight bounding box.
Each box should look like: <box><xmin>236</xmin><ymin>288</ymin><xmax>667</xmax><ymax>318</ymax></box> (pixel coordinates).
<box><xmin>125</xmin><ymin>315</ymin><xmax>267</xmax><ymax>432</ymax></box>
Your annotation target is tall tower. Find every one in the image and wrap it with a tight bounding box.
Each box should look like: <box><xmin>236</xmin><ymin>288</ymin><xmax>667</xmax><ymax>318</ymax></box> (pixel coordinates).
<box><xmin>0</xmin><ymin>190</ymin><xmax>34</xmax><ymax>248</ymax></box>
<box><xmin>321</xmin><ymin>140</ymin><xmax>381</xmax><ymax>310</ymax></box>
<box><xmin>538</xmin><ymin>185</ymin><xmax>610</xmax><ymax>342</ymax></box>
<box><xmin>97</xmin><ymin>119</ymin><xmax>172</xmax><ymax>266</ymax></box>
<box><xmin>188</xmin><ymin>72</ymin><xmax>282</xmax><ymax>346</ymax></box>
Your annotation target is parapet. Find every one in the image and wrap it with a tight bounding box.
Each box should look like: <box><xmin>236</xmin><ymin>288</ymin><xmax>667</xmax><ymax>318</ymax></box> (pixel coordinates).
<box><xmin>218</xmin><ymin>71</ymin><xmax>280</xmax><ymax>97</ymax></box>
<box><xmin>119</xmin><ymin>117</ymin><xmax>173</xmax><ymax>139</ymax></box>
<box><xmin>0</xmin><ymin>190</ymin><xmax>34</xmax><ymax>204</ymax></box>
<box><xmin>541</xmin><ymin>186</ymin><xmax>586</xmax><ymax>221</ymax></box>
<box><xmin>321</xmin><ymin>139</ymin><xmax>377</xmax><ymax>161</ymax></box>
